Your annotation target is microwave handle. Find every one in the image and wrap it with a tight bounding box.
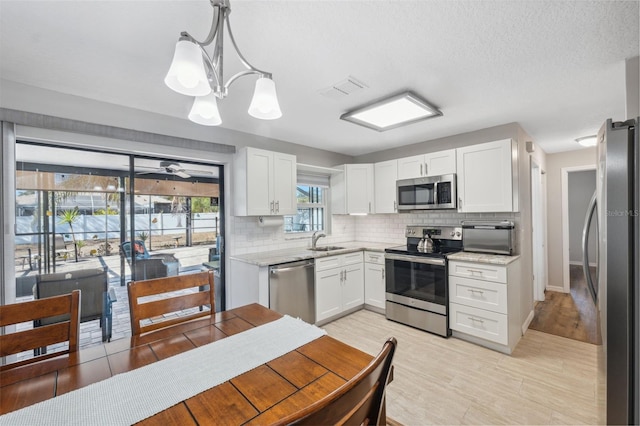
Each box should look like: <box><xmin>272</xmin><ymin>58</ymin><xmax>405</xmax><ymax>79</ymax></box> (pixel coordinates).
<box><xmin>434</xmin><ymin>181</ymin><xmax>438</xmax><ymax>205</ymax></box>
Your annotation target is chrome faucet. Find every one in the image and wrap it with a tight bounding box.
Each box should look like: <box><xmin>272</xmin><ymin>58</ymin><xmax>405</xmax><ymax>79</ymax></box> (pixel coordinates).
<box><xmin>311</xmin><ymin>231</ymin><xmax>326</xmax><ymax>249</ymax></box>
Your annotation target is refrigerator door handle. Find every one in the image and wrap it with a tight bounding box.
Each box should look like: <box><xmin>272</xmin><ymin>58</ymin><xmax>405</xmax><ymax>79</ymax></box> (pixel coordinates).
<box><xmin>582</xmin><ymin>190</ymin><xmax>598</xmax><ymax>304</ymax></box>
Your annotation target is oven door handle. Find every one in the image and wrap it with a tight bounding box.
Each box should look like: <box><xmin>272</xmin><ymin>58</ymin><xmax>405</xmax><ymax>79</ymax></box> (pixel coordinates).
<box><xmin>385</xmin><ymin>253</ymin><xmax>445</xmax><ymax>266</ymax></box>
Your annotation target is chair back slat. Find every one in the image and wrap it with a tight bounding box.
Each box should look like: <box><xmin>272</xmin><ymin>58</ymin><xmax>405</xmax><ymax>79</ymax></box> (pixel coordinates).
<box><xmin>0</xmin><ymin>293</ymin><xmax>75</xmax><ymax>326</ymax></box>
<box><xmin>128</xmin><ymin>271</ymin><xmax>215</xmax><ymax>336</ymax></box>
<box><xmin>0</xmin><ymin>290</ymin><xmax>80</xmax><ymax>371</ymax></box>
<box><xmin>273</xmin><ymin>337</ymin><xmax>397</xmax><ymax>426</ymax></box>
<box><xmin>0</xmin><ymin>323</ymin><xmax>71</xmax><ymax>356</ymax></box>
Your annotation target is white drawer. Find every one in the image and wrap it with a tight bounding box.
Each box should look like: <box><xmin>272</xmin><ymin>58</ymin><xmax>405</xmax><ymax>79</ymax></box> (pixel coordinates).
<box><xmin>364</xmin><ymin>251</ymin><xmax>385</xmax><ymax>265</ymax></box>
<box><xmin>449</xmin><ymin>276</ymin><xmax>507</xmax><ymax>314</ymax></box>
<box><xmin>450</xmin><ymin>303</ymin><xmax>508</xmax><ymax>345</ymax></box>
<box><xmin>449</xmin><ymin>261</ymin><xmax>506</xmax><ymax>283</ymax></box>
<box><xmin>315</xmin><ymin>255</ymin><xmax>342</xmax><ymax>272</ymax></box>
<box><xmin>342</xmin><ymin>252</ymin><xmax>363</xmax><ymax>266</ymax></box>
<box><xmin>315</xmin><ymin>252</ymin><xmax>363</xmax><ymax>272</ymax></box>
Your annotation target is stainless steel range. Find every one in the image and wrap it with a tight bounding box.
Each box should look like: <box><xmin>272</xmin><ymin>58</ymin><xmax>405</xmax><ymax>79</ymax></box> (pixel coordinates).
<box><xmin>385</xmin><ymin>225</ymin><xmax>463</xmax><ymax>337</ymax></box>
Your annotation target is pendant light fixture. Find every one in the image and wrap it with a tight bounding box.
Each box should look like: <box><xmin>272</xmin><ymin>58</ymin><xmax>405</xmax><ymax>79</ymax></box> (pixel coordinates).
<box><xmin>165</xmin><ymin>0</ymin><xmax>282</xmax><ymax>126</ymax></box>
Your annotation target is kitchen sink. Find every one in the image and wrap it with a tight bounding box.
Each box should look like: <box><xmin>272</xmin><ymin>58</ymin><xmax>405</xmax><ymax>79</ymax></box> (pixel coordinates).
<box><xmin>308</xmin><ymin>246</ymin><xmax>345</xmax><ymax>251</ymax></box>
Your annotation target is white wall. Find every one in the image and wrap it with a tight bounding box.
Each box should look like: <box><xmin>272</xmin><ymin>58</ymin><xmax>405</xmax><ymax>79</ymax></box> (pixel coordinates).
<box><xmin>568</xmin><ymin>170</ymin><xmax>596</xmax><ymax>264</ymax></box>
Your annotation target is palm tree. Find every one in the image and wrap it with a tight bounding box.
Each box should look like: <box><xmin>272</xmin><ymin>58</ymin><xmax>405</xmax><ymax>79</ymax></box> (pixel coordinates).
<box><xmin>57</xmin><ymin>207</ymin><xmax>80</xmax><ymax>244</ymax></box>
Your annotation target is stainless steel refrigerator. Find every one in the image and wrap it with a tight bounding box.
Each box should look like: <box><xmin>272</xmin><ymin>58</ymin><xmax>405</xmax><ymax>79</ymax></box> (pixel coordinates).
<box><xmin>583</xmin><ymin>118</ymin><xmax>638</xmax><ymax>425</ymax></box>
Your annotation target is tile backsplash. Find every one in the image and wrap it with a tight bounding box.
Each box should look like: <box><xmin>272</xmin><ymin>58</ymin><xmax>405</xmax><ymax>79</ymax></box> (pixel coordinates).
<box><xmin>230</xmin><ymin>211</ymin><xmax>519</xmax><ymax>256</ymax></box>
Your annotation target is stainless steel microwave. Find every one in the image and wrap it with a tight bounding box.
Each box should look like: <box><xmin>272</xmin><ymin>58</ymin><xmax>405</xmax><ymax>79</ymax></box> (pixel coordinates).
<box><xmin>396</xmin><ymin>174</ymin><xmax>457</xmax><ymax>211</ymax></box>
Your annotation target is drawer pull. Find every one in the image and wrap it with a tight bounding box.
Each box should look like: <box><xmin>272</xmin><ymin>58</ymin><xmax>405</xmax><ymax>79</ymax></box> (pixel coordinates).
<box><xmin>467</xmin><ymin>289</ymin><xmax>485</xmax><ymax>295</ymax></box>
<box><xmin>468</xmin><ymin>317</ymin><xmax>485</xmax><ymax>324</ymax></box>
<box><xmin>467</xmin><ymin>269</ymin><xmax>484</xmax><ymax>275</ymax></box>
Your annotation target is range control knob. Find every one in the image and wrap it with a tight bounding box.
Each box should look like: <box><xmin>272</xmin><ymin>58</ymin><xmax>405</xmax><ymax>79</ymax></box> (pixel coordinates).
<box><xmin>455</xmin><ymin>231</ymin><xmax>462</xmax><ymax>237</ymax></box>
<box><xmin>450</xmin><ymin>231</ymin><xmax>456</xmax><ymax>237</ymax></box>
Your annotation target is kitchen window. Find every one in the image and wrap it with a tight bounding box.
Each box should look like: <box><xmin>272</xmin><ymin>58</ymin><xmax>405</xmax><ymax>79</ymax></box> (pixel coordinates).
<box><xmin>284</xmin><ymin>185</ymin><xmax>326</xmax><ymax>234</ymax></box>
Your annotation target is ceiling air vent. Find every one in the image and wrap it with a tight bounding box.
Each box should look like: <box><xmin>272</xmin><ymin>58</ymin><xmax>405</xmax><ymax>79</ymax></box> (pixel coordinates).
<box><xmin>318</xmin><ymin>76</ymin><xmax>368</xmax><ymax>100</ymax></box>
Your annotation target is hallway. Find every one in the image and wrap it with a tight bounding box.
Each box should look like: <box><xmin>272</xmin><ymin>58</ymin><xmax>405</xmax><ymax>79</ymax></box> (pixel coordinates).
<box><xmin>528</xmin><ymin>265</ymin><xmax>600</xmax><ymax>344</ymax></box>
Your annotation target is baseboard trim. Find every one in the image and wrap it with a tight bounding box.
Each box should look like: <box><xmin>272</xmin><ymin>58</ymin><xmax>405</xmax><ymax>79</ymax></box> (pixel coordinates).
<box><xmin>546</xmin><ymin>285</ymin><xmax>567</xmax><ymax>293</ymax></box>
<box><xmin>522</xmin><ymin>309</ymin><xmax>535</xmax><ymax>335</ymax></box>
<box><xmin>569</xmin><ymin>260</ymin><xmax>597</xmax><ymax>267</ymax></box>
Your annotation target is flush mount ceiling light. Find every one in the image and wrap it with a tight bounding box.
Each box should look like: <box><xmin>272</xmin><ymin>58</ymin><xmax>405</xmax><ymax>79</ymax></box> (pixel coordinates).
<box><xmin>165</xmin><ymin>0</ymin><xmax>282</xmax><ymax>126</ymax></box>
<box><xmin>575</xmin><ymin>135</ymin><xmax>597</xmax><ymax>147</ymax></box>
<box><xmin>340</xmin><ymin>92</ymin><xmax>442</xmax><ymax>132</ymax></box>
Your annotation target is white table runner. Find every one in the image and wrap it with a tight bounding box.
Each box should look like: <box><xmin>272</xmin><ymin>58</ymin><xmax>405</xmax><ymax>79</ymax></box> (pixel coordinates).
<box><xmin>1</xmin><ymin>315</ymin><xmax>326</xmax><ymax>425</ymax></box>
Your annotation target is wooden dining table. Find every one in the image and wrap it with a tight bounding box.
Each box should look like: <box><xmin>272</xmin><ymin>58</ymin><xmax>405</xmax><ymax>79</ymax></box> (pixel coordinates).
<box><xmin>0</xmin><ymin>303</ymin><xmax>375</xmax><ymax>425</ymax></box>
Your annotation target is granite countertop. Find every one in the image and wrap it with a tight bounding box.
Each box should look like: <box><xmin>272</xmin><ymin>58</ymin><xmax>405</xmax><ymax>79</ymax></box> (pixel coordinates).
<box><xmin>230</xmin><ymin>241</ymin><xmax>393</xmax><ymax>267</ymax></box>
<box><xmin>447</xmin><ymin>251</ymin><xmax>520</xmax><ymax>265</ymax></box>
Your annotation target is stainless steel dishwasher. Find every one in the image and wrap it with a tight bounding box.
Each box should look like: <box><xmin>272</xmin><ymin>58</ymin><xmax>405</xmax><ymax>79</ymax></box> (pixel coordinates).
<box><xmin>269</xmin><ymin>259</ymin><xmax>315</xmax><ymax>324</ymax></box>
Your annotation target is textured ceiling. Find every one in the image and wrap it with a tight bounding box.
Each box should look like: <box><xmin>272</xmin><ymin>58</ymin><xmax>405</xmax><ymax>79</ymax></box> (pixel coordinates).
<box><xmin>1</xmin><ymin>1</ymin><xmax>638</xmax><ymax>156</ymax></box>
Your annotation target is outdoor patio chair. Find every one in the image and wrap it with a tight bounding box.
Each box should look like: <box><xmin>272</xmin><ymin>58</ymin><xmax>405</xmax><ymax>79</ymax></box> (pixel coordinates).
<box><xmin>51</xmin><ymin>234</ymin><xmax>77</xmax><ymax>262</ymax></box>
<box><xmin>16</xmin><ymin>247</ymin><xmax>40</xmax><ymax>270</ymax></box>
<box><xmin>0</xmin><ymin>290</ymin><xmax>81</xmax><ymax>371</ymax></box>
<box><xmin>120</xmin><ymin>240</ymin><xmax>180</xmax><ymax>280</ymax></box>
<box><xmin>34</xmin><ymin>268</ymin><xmax>116</xmax><ymax>343</ymax></box>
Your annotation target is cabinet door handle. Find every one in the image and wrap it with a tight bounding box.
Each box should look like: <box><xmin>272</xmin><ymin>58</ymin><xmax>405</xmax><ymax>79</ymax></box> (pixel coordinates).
<box><xmin>420</xmin><ymin>164</ymin><xmax>423</xmax><ymax>176</ymax></box>
<box><xmin>275</xmin><ymin>201</ymin><xmax>279</xmax><ymax>213</ymax></box>
<box><xmin>382</xmin><ymin>268</ymin><xmax>385</xmax><ymax>279</ymax></box>
<box><xmin>270</xmin><ymin>201</ymin><xmax>274</xmax><ymax>214</ymax></box>
<box><xmin>393</xmin><ymin>201</ymin><xmax>397</xmax><ymax>211</ymax></box>
<box><xmin>368</xmin><ymin>202</ymin><xmax>371</xmax><ymax>213</ymax></box>
<box><xmin>424</xmin><ymin>163</ymin><xmax>428</xmax><ymax>175</ymax></box>
<box><xmin>459</xmin><ymin>197</ymin><xmax>462</xmax><ymax>209</ymax></box>
<box><xmin>468</xmin><ymin>317</ymin><xmax>485</xmax><ymax>324</ymax></box>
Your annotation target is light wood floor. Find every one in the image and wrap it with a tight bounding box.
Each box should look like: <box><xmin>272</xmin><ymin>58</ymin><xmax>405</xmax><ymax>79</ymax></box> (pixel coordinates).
<box><xmin>324</xmin><ymin>309</ymin><xmax>598</xmax><ymax>425</ymax></box>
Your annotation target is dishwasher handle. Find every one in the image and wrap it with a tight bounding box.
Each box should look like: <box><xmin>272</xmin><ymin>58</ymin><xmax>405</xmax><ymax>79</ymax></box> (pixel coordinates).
<box><xmin>270</xmin><ymin>261</ymin><xmax>315</xmax><ymax>274</ymax></box>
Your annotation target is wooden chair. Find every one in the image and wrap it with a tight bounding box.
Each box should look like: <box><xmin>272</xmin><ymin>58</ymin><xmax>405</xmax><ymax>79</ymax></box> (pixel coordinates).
<box><xmin>128</xmin><ymin>271</ymin><xmax>215</xmax><ymax>336</ymax></box>
<box><xmin>273</xmin><ymin>337</ymin><xmax>397</xmax><ymax>426</ymax></box>
<box><xmin>0</xmin><ymin>290</ymin><xmax>81</xmax><ymax>371</ymax></box>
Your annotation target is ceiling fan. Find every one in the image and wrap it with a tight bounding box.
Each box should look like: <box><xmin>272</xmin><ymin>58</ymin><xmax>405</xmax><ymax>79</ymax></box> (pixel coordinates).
<box><xmin>136</xmin><ymin>161</ymin><xmax>193</xmax><ymax>179</ymax></box>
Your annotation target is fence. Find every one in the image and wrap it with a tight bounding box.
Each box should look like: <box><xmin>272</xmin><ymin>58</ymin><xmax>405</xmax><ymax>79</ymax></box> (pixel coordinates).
<box><xmin>15</xmin><ymin>213</ymin><xmax>219</xmax><ymax>244</ymax></box>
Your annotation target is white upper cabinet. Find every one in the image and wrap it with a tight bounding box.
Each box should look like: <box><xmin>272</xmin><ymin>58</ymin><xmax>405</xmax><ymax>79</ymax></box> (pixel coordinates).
<box><xmin>234</xmin><ymin>147</ymin><xmax>296</xmax><ymax>216</ymax></box>
<box><xmin>397</xmin><ymin>149</ymin><xmax>456</xmax><ymax>179</ymax></box>
<box><xmin>331</xmin><ymin>164</ymin><xmax>374</xmax><ymax>214</ymax></box>
<box><xmin>374</xmin><ymin>159</ymin><xmax>398</xmax><ymax>214</ymax></box>
<box><xmin>456</xmin><ymin>139</ymin><xmax>517</xmax><ymax>212</ymax></box>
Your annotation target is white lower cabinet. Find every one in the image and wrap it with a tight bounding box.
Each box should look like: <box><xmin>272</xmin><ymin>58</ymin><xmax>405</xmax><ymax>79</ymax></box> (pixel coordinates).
<box><xmin>364</xmin><ymin>251</ymin><xmax>385</xmax><ymax>311</ymax></box>
<box><xmin>315</xmin><ymin>252</ymin><xmax>364</xmax><ymax>324</ymax></box>
<box><xmin>449</xmin><ymin>258</ymin><xmax>521</xmax><ymax>354</ymax></box>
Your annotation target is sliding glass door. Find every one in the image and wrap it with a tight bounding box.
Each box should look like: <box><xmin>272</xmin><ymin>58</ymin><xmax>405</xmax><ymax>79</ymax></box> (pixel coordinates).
<box><xmin>12</xmin><ymin>141</ymin><xmax>224</xmax><ymax>352</ymax></box>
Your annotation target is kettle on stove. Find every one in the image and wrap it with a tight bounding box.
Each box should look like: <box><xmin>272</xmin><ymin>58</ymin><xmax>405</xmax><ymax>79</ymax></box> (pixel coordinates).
<box><xmin>422</xmin><ymin>233</ymin><xmax>435</xmax><ymax>252</ymax></box>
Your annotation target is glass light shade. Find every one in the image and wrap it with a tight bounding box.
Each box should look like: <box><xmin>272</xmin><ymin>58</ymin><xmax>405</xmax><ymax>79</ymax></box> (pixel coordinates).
<box><xmin>576</xmin><ymin>135</ymin><xmax>597</xmax><ymax>147</ymax></box>
<box><xmin>248</xmin><ymin>77</ymin><xmax>282</xmax><ymax>120</ymax></box>
<box><xmin>164</xmin><ymin>40</ymin><xmax>211</xmax><ymax>97</ymax></box>
<box><xmin>188</xmin><ymin>93</ymin><xmax>222</xmax><ymax>126</ymax></box>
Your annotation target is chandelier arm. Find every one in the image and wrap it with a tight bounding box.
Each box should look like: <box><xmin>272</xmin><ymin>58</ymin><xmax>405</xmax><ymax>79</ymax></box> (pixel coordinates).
<box><xmin>224</xmin><ymin>14</ymin><xmax>271</xmax><ymax>78</ymax></box>
<box><xmin>182</xmin><ymin>2</ymin><xmax>223</xmax><ymax>47</ymax></box>
<box><xmin>201</xmin><ymin>51</ymin><xmax>221</xmax><ymax>89</ymax></box>
<box><xmin>224</xmin><ymin>70</ymin><xmax>264</xmax><ymax>91</ymax></box>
